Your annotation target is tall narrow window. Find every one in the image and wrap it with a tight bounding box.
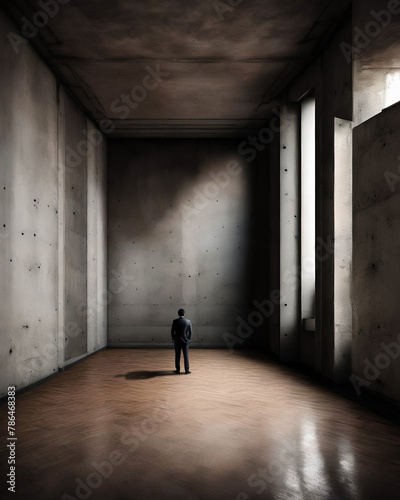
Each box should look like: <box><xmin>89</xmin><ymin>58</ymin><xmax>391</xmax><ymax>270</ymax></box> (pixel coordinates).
<box><xmin>333</xmin><ymin>117</ymin><xmax>352</xmax><ymax>383</ymax></box>
<box><xmin>300</xmin><ymin>97</ymin><xmax>316</xmax><ymax>331</ymax></box>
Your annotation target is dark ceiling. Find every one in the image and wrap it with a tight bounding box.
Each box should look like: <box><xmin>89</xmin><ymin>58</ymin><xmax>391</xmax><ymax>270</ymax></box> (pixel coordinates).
<box><xmin>2</xmin><ymin>0</ymin><xmax>351</xmax><ymax>137</ymax></box>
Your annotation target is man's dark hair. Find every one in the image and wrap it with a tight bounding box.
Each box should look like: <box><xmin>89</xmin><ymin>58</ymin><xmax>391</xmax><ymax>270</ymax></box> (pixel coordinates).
<box><xmin>178</xmin><ymin>308</ymin><xmax>185</xmax><ymax>316</ymax></box>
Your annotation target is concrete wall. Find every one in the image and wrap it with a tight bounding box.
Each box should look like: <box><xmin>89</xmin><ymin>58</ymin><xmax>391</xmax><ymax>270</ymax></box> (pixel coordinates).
<box><xmin>0</xmin><ymin>12</ymin><xmax>59</xmax><ymax>395</ymax></box>
<box><xmin>107</xmin><ymin>139</ymin><xmax>266</xmax><ymax>347</ymax></box>
<box><xmin>353</xmin><ymin>0</ymin><xmax>400</xmax><ymax>126</ymax></box>
<box><xmin>86</xmin><ymin>121</ymin><xmax>108</xmax><ymax>354</ymax></box>
<box><xmin>267</xmin><ymin>133</ymin><xmax>281</xmax><ymax>357</ymax></box>
<box><xmin>0</xmin><ymin>11</ymin><xmax>107</xmax><ymax>397</ymax></box>
<box><xmin>268</xmin><ymin>19</ymin><xmax>353</xmax><ymax>377</ymax></box>
<box><xmin>353</xmin><ymin>102</ymin><xmax>400</xmax><ymax>403</ymax></box>
<box><xmin>64</xmin><ymin>95</ymin><xmax>88</xmax><ymax>361</ymax></box>
<box><xmin>279</xmin><ymin>104</ymin><xmax>301</xmax><ymax>363</ymax></box>
<box><xmin>271</xmin><ymin>0</ymin><xmax>400</xmax><ymax>395</ymax></box>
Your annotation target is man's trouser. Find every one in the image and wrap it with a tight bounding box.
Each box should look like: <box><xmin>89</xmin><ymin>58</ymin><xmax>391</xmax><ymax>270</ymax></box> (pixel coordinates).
<box><xmin>174</xmin><ymin>342</ymin><xmax>189</xmax><ymax>372</ymax></box>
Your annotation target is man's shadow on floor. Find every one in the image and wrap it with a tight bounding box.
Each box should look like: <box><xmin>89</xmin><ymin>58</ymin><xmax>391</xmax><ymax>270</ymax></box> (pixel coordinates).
<box><xmin>115</xmin><ymin>370</ymin><xmax>176</xmax><ymax>380</ymax></box>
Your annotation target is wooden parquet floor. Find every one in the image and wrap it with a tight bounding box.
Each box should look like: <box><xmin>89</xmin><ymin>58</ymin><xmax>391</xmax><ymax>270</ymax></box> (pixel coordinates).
<box><xmin>1</xmin><ymin>349</ymin><xmax>400</xmax><ymax>500</ymax></box>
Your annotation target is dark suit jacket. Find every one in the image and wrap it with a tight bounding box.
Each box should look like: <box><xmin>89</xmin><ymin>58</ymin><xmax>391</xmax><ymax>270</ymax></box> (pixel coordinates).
<box><xmin>171</xmin><ymin>316</ymin><xmax>192</xmax><ymax>345</ymax></box>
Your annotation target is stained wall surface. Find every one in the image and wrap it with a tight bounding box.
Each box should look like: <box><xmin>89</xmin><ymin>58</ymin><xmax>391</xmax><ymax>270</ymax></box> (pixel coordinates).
<box><xmin>107</xmin><ymin>139</ymin><xmax>267</xmax><ymax>347</ymax></box>
<box><xmin>353</xmin><ymin>102</ymin><xmax>400</xmax><ymax>403</ymax></box>
<box><xmin>0</xmin><ymin>11</ymin><xmax>107</xmax><ymax>397</ymax></box>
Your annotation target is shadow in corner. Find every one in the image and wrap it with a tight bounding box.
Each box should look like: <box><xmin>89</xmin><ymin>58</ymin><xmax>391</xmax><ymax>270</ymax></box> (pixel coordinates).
<box><xmin>115</xmin><ymin>370</ymin><xmax>176</xmax><ymax>380</ymax></box>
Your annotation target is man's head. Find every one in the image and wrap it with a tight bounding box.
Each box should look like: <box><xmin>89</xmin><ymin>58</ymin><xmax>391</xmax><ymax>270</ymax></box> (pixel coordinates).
<box><xmin>178</xmin><ymin>308</ymin><xmax>185</xmax><ymax>317</ymax></box>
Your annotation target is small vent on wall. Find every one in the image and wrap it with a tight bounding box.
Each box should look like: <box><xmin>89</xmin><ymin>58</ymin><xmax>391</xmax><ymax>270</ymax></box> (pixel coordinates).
<box><xmin>303</xmin><ymin>318</ymin><xmax>315</xmax><ymax>332</ymax></box>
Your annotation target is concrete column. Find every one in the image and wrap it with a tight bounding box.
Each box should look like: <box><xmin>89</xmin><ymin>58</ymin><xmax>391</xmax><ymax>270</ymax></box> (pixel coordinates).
<box><xmin>97</xmin><ymin>136</ymin><xmax>108</xmax><ymax>349</ymax></box>
<box><xmin>280</xmin><ymin>104</ymin><xmax>301</xmax><ymax>362</ymax></box>
<box><xmin>267</xmin><ymin>136</ymin><xmax>281</xmax><ymax>356</ymax></box>
<box><xmin>57</xmin><ymin>86</ymin><xmax>66</xmax><ymax>370</ymax></box>
<box><xmin>64</xmin><ymin>97</ymin><xmax>88</xmax><ymax>362</ymax></box>
<box><xmin>87</xmin><ymin>119</ymin><xmax>107</xmax><ymax>353</ymax></box>
<box><xmin>87</xmin><ymin>120</ymin><xmax>98</xmax><ymax>352</ymax></box>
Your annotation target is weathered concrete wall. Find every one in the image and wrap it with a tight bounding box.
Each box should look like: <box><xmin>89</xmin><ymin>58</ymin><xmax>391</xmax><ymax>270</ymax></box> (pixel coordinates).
<box><xmin>87</xmin><ymin>120</ymin><xmax>108</xmax><ymax>354</ymax></box>
<box><xmin>279</xmin><ymin>104</ymin><xmax>301</xmax><ymax>363</ymax></box>
<box><xmin>270</xmin><ymin>19</ymin><xmax>353</xmax><ymax>378</ymax></box>
<box><xmin>0</xmin><ymin>12</ymin><xmax>59</xmax><ymax>394</ymax></box>
<box><xmin>268</xmin><ymin>0</ymin><xmax>400</xmax><ymax>393</ymax></box>
<box><xmin>0</xmin><ymin>11</ymin><xmax>107</xmax><ymax>397</ymax></box>
<box><xmin>353</xmin><ymin>102</ymin><xmax>400</xmax><ymax>403</ymax></box>
<box><xmin>353</xmin><ymin>0</ymin><xmax>400</xmax><ymax>126</ymax></box>
<box><xmin>107</xmin><ymin>139</ymin><xmax>264</xmax><ymax>347</ymax></box>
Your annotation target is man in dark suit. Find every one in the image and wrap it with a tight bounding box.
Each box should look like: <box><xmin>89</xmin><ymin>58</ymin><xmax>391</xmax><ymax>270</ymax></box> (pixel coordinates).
<box><xmin>171</xmin><ymin>308</ymin><xmax>192</xmax><ymax>374</ymax></box>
